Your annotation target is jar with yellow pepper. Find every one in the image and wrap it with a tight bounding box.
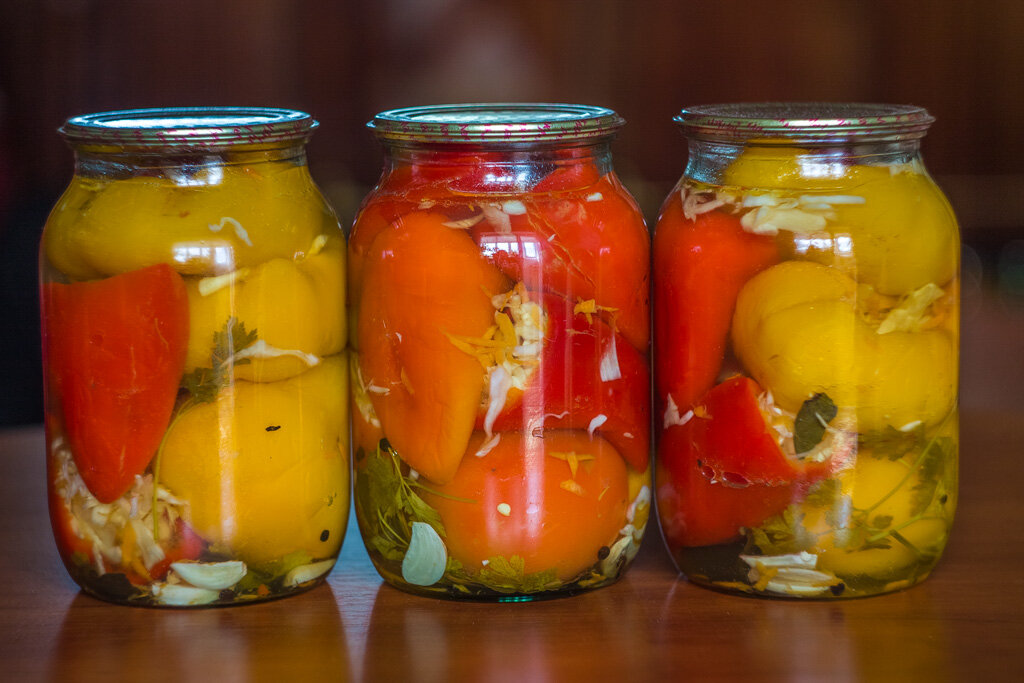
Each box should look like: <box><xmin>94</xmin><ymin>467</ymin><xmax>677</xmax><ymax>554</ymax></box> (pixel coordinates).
<box><xmin>653</xmin><ymin>103</ymin><xmax>959</xmax><ymax>598</ymax></box>
<box><xmin>40</xmin><ymin>108</ymin><xmax>349</xmax><ymax>606</ymax></box>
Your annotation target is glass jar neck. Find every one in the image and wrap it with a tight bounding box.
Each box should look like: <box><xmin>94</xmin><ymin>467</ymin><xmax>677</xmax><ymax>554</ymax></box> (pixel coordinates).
<box><xmin>684</xmin><ymin>138</ymin><xmax>925</xmax><ymax>186</ymax></box>
<box><xmin>379</xmin><ymin>140</ymin><xmax>614</xmax><ymax>194</ymax></box>
<box><xmin>71</xmin><ymin>143</ymin><xmax>308</xmax><ymax>179</ymax></box>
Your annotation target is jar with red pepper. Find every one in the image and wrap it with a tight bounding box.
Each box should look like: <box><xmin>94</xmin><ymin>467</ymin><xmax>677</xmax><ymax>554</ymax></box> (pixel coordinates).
<box><xmin>350</xmin><ymin>104</ymin><xmax>651</xmax><ymax>599</ymax></box>
<box><xmin>40</xmin><ymin>108</ymin><xmax>349</xmax><ymax>606</ymax></box>
<box><xmin>654</xmin><ymin>103</ymin><xmax>959</xmax><ymax>598</ymax></box>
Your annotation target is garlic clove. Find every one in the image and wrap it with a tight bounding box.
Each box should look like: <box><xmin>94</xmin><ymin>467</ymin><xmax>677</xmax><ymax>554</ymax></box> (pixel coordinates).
<box><xmin>402</xmin><ymin>522</ymin><xmax>447</xmax><ymax>586</ymax></box>
<box><xmin>284</xmin><ymin>559</ymin><xmax>336</xmax><ymax>587</ymax></box>
<box><xmin>170</xmin><ymin>560</ymin><xmax>247</xmax><ymax>590</ymax></box>
<box><xmin>152</xmin><ymin>582</ymin><xmax>219</xmax><ymax>606</ymax></box>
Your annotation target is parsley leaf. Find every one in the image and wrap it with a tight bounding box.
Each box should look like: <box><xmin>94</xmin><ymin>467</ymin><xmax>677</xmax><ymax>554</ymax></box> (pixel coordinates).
<box><xmin>858</xmin><ymin>425</ymin><xmax>923</xmax><ymax>461</ymax></box>
<box><xmin>447</xmin><ymin>555</ymin><xmax>561</xmax><ymax>595</ymax></box>
<box><xmin>794</xmin><ymin>393</ymin><xmax>838</xmax><ymax>455</ymax></box>
<box><xmin>747</xmin><ymin>505</ymin><xmax>816</xmax><ymax>555</ymax></box>
<box><xmin>180</xmin><ymin>317</ymin><xmax>258</xmax><ymax>403</ymax></box>
<box><xmin>909</xmin><ymin>437</ymin><xmax>952</xmax><ymax>516</ymax></box>
<box><xmin>355</xmin><ymin>441</ymin><xmax>448</xmax><ymax>561</ymax></box>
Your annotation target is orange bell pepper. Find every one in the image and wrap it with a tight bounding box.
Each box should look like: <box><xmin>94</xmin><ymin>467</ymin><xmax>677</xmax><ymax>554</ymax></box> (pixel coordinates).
<box><xmin>357</xmin><ymin>212</ymin><xmax>508</xmax><ymax>484</ymax></box>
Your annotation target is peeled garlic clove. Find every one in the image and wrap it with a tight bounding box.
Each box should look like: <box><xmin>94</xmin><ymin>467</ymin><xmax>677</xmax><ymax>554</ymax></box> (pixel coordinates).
<box><xmin>402</xmin><ymin>521</ymin><xmax>447</xmax><ymax>586</ymax></box>
<box><xmin>152</xmin><ymin>582</ymin><xmax>219</xmax><ymax>606</ymax></box>
<box><xmin>170</xmin><ymin>560</ymin><xmax>247</xmax><ymax>590</ymax></box>
<box><xmin>284</xmin><ymin>559</ymin><xmax>335</xmax><ymax>587</ymax></box>
<box><xmin>740</xmin><ymin>551</ymin><xmax>818</xmax><ymax>570</ymax></box>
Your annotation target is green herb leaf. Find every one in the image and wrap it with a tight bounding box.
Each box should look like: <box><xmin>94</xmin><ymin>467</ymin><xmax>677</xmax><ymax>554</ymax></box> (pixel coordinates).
<box><xmin>180</xmin><ymin>317</ymin><xmax>258</xmax><ymax>403</ymax></box>
<box><xmin>794</xmin><ymin>393</ymin><xmax>838</xmax><ymax>455</ymax></box>
<box><xmin>858</xmin><ymin>425</ymin><xmax>923</xmax><ymax>461</ymax></box>
<box><xmin>805</xmin><ymin>478</ymin><xmax>841</xmax><ymax>508</ymax></box>
<box><xmin>747</xmin><ymin>505</ymin><xmax>815</xmax><ymax>555</ymax></box>
<box><xmin>234</xmin><ymin>550</ymin><xmax>313</xmax><ymax>594</ymax></box>
<box><xmin>871</xmin><ymin>515</ymin><xmax>894</xmax><ymax>529</ymax></box>
<box><xmin>909</xmin><ymin>437</ymin><xmax>952</xmax><ymax>516</ymax></box>
<box><xmin>470</xmin><ymin>555</ymin><xmax>560</xmax><ymax>594</ymax></box>
<box><xmin>355</xmin><ymin>441</ymin><xmax>448</xmax><ymax>565</ymax></box>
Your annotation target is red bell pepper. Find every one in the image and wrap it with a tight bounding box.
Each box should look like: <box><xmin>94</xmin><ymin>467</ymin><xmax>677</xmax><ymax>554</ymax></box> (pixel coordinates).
<box><xmin>657</xmin><ymin>376</ymin><xmax>832</xmax><ymax>548</ymax></box>
<box><xmin>48</xmin><ymin>487</ymin><xmax>94</xmax><ymax>564</ymax></box>
<box><xmin>479</xmin><ymin>292</ymin><xmax>650</xmax><ymax>472</ymax></box>
<box><xmin>653</xmin><ymin>194</ymin><xmax>778</xmax><ymax>416</ymax></box>
<box><xmin>531</xmin><ymin>150</ymin><xmax>602</xmax><ymax>192</ymax></box>
<box><xmin>142</xmin><ymin>520</ymin><xmax>206</xmax><ymax>584</ymax></box>
<box><xmin>43</xmin><ymin>264</ymin><xmax>190</xmax><ymax>503</ymax></box>
<box><xmin>472</xmin><ymin>174</ymin><xmax>650</xmax><ymax>351</ymax></box>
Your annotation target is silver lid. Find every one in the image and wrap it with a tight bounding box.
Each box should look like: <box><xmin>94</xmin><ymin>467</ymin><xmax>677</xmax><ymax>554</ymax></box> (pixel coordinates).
<box><xmin>59</xmin><ymin>107</ymin><xmax>317</xmax><ymax>150</ymax></box>
<box><xmin>675</xmin><ymin>102</ymin><xmax>934</xmax><ymax>143</ymax></box>
<box><xmin>369</xmin><ymin>103</ymin><xmax>624</xmax><ymax>144</ymax></box>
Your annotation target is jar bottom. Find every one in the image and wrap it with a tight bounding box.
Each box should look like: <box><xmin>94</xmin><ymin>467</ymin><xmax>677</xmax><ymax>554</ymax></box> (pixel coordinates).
<box><xmin>672</xmin><ymin>543</ymin><xmax>944</xmax><ymax>599</ymax></box>
<box><xmin>375</xmin><ymin>570</ymin><xmax>625</xmax><ymax>603</ymax></box>
<box><xmin>64</xmin><ymin>558</ymin><xmax>335</xmax><ymax>608</ymax></box>
<box><xmin>364</xmin><ymin>553</ymin><xmax>632</xmax><ymax>603</ymax></box>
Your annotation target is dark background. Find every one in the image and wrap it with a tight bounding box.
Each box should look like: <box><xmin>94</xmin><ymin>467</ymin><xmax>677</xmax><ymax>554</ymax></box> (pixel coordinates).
<box><xmin>1</xmin><ymin>0</ymin><xmax>1022</xmax><ymax>425</ymax></box>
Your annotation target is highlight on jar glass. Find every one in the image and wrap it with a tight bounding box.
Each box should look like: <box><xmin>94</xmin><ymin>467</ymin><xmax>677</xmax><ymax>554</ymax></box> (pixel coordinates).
<box><xmin>350</xmin><ymin>103</ymin><xmax>651</xmax><ymax>600</ymax></box>
<box><xmin>40</xmin><ymin>108</ymin><xmax>349</xmax><ymax>606</ymax></box>
<box><xmin>653</xmin><ymin>103</ymin><xmax>959</xmax><ymax>598</ymax></box>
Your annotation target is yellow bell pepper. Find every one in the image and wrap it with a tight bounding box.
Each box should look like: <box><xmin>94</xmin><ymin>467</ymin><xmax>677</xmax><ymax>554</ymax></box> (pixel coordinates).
<box><xmin>43</xmin><ymin>163</ymin><xmax>338</xmax><ymax>280</ymax></box>
<box><xmin>184</xmin><ymin>237</ymin><xmax>346</xmax><ymax>382</ymax></box>
<box><xmin>732</xmin><ymin>261</ymin><xmax>956</xmax><ymax>433</ymax></box>
<box><xmin>723</xmin><ymin>144</ymin><xmax>861</xmax><ymax>191</ymax></box>
<box><xmin>160</xmin><ymin>354</ymin><xmax>350</xmax><ymax>566</ymax></box>
<box><xmin>723</xmin><ymin>147</ymin><xmax>959</xmax><ymax>297</ymax></box>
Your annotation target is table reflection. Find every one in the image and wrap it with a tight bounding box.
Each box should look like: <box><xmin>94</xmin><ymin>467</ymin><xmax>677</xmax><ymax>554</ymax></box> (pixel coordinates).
<box><xmin>652</xmin><ymin>579</ymin><xmax>953</xmax><ymax>681</ymax></box>
<box><xmin>48</xmin><ymin>583</ymin><xmax>350</xmax><ymax>681</ymax></box>
<box><xmin>362</xmin><ymin>580</ymin><xmax>653</xmax><ymax>681</ymax></box>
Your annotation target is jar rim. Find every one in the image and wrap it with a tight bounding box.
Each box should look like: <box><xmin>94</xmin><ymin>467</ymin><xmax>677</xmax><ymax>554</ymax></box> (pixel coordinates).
<box><xmin>59</xmin><ymin>107</ymin><xmax>318</xmax><ymax>150</ymax></box>
<box><xmin>368</xmin><ymin>103</ymin><xmax>625</xmax><ymax>144</ymax></box>
<box><xmin>674</xmin><ymin>102</ymin><xmax>934</xmax><ymax>143</ymax></box>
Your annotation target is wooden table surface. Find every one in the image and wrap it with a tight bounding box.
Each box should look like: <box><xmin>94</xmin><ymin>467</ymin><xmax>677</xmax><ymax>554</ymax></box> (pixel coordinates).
<box><xmin>2</xmin><ymin>289</ymin><xmax>1023</xmax><ymax>682</ymax></box>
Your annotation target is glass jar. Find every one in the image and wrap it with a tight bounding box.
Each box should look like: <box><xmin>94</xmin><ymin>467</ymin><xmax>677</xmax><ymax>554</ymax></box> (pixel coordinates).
<box><xmin>653</xmin><ymin>103</ymin><xmax>959</xmax><ymax>598</ymax></box>
<box><xmin>40</xmin><ymin>108</ymin><xmax>349</xmax><ymax>606</ymax></box>
<box><xmin>350</xmin><ymin>103</ymin><xmax>651</xmax><ymax>600</ymax></box>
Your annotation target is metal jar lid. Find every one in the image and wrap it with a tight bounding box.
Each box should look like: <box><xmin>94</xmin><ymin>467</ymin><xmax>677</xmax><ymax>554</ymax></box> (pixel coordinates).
<box><xmin>674</xmin><ymin>102</ymin><xmax>935</xmax><ymax>144</ymax></box>
<box><xmin>368</xmin><ymin>103</ymin><xmax>625</xmax><ymax>145</ymax></box>
<box><xmin>59</xmin><ymin>107</ymin><xmax>317</xmax><ymax>151</ymax></box>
